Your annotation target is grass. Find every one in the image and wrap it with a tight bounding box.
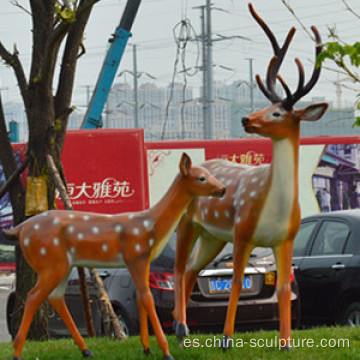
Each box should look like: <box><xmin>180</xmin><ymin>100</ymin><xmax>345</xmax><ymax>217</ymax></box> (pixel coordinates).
<box><xmin>1</xmin><ymin>327</ymin><xmax>360</xmax><ymax>360</ymax></box>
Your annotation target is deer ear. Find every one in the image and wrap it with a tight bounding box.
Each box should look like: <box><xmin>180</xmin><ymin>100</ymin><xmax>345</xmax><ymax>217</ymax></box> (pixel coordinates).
<box><xmin>297</xmin><ymin>102</ymin><xmax>328</xmax><ymax>122</ymax></box>
<box><xmin>179</xmin><ymin>153</ymin><xmax>192</xmax><ymax>176</ymax></box>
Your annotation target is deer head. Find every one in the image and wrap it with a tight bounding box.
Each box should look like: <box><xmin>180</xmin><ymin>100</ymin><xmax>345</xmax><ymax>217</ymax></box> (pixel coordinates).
<box><xmin>242</xmin><ymin>3</ymin><xmax>328</xmax><ymax>140</ymax></box>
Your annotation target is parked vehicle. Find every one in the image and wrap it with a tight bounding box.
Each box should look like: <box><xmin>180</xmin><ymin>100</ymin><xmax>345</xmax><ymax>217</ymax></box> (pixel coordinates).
<box><xmin>0</xmin><ymin>206</ymin><xmax>15</xmax><ymax>273</ymax></box>
<box><xmin>7</xmin><ymin>234</ymin><xmax>300</xmax><ymax>337</ymax></box>
<box><xmin>293</xmin><ymin>210</ymin><xmax>360</xmax><ymax>327</ymax></box>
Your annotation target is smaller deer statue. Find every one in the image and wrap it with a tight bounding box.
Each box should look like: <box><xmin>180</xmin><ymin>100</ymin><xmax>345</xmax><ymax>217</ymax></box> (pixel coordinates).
<box><xmin>3</xmin><ymin>153</ymin><xmax>225</xmax><ymax>360</ymax></box>
<box><xmin>172</xmin><ymin>3</ymin><xmax>328</xmax><ymax>350</ymax></box>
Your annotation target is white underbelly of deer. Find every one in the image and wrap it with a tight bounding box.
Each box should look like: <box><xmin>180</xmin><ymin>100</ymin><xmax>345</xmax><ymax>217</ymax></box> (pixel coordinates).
<box><xmin>253</xmin><ymin>139</ymin><xmax>295</xmax><ymax>247</ymax></box>
<box><xmin>202</xmin><ymin>223</ymin><xmax>233</xmax><ymax>242</ymax></box>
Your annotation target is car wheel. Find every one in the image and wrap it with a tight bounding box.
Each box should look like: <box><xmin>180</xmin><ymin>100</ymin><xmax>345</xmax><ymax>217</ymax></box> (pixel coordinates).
<box><xmin>113</xmin><ymin>309</ymin><xmax>133</xmax><ymax>338</ymax></box>
<box><xmin>342</xmin><ymin>302</ymin><xmax>360</xmax><ymax>327</ymax></box>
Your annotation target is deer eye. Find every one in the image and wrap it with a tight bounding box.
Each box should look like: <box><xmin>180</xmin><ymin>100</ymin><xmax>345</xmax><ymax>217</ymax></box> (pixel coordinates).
<box><xmin>268</xmin><ymin>109</ymin><xmax>284</xmax><ymax>121</ymax></box>
<box><xmin>198</xmin><ymin>175</ymin><xmax>206</xmax><ymax>182</ymax></box>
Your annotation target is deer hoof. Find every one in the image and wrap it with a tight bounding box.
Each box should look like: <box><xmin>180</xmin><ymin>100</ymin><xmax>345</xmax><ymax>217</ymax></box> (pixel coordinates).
<box><xmin>281</xmin><ymin>345</ymin><xmax>293</xmax><ymax>351</ymax></box>
<box><xmin>220</xmin><ymin>335</ymin><xmax>231</xmax><ymax>351</ymax></box>
<box><xmin>12</xmin><ymin>357</ymin><xmax>21</xmax><ymax>360</ymax></box>
<box><xmin>163</xmin><ymin>354</ymin><xmax>175</xmax><ymax>360</ymax></box>
<box><xmin>144</xmin><ymin>348</ymin><xmax>153</xmax><ymax>356</ymax></box>
<box><xmin>82</xmin><ymin>349</ymin><xmax>94</xmax><ymax>358</ymax></box>
<box><xmin>175</xmin><ymin>322</ymin><xmax>189</xmax><ymax>337</ymax></box>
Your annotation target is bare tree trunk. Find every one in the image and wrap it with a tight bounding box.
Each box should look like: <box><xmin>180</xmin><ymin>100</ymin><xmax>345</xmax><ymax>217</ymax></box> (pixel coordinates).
<box><xmin>89</xmin><ymin>269</ymin><xmax>126</xmax><ymax>340</ymax></box>
<box><xmin>0</xmin><ymin>94</ymin><xmax>49</xmax><ymax>339</ymax></box>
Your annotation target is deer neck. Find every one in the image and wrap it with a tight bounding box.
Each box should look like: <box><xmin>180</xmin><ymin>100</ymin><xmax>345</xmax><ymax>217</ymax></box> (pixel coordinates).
<box><xmin>252</xmin><ymin>134</ymin><xmax>300</xmax><ymax>246</ymax></box>
<box><xmin>148</xmin><ymin>176</ymin><xmax>192</xmax><ymax>256</ymax></box>
<box><xmin>269</xmin><ymin>134</ymin><xmax>299</xmax><ymax>198</ymax></box>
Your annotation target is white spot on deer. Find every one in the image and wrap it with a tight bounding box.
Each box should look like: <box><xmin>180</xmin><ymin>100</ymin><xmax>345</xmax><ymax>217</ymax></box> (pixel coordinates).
<box><xmin>70</xmin><ymin>247</ymin><xmax>76</xmax><ymax>255</ymax></box>
<box><xmin>128</xmin><ymin>214</ymin><xmax>135</xmax><ymax>220</ymax></box>
<box><xmin>40</xmin><ymin>247</ymin><xmax>46</xmax><ymax>256</ymax></box>
<box><xmin>214</xmin><ymin>210</ymin><xmax>219</xmax><ymax>219</ymax></box>
<box><xmin>78</xmin><ymin>233</ymin><xmax>84</xmax><ymax>241</ymax></box>
<box><xmin>149</xmin><ymin>238</ymin><xmax>154</xmax><ymax>247</ymax></box>
<box><xmin>34</xmin><ymin>224</ymin><xmax>40</xmax><ymax>230</ymax></box>
<box><xmin>260</xmin><ymin>180</ymin><xmax>266</xmax><ymax>186</ymax></box>
<box><xmin>251</xmin><ymin>177</ymin><xmax>258</xmax><ymax>183</ymax></box>
<box><xmin>225</xmin><ymin>210</ymin><xmax>230</xmax><ymax>218</ymax></box>
<box><xmin>204</xmin><ymin>207</ymin><xmax>209</xmax><ymax>215</ymax></box>
<box><xmin>133</xmin><ymin>228</ymin><xmax>140</xmax><ymax>235</ymax></box>
<box><xmin>24</xmin><ymin>238</ymin><xmax>30</xmax><ymax>247</ymax></box>
<box><xmin>226</xmin><ymin>179</ymin><xmax>233</xmax><ymax>186</ymax></box>
<box><xmin>102</xmin><ymin>244</ymin><xmax>108</xmax><ymax>252</ymax></box>
<box><xmin>41</xmin><ymin>212</ymin><xmax>48</xmax><ymax>217</ymax></box>
<box><xmin>92</xmin><ymin>227</ymin><xmax>99</xmax><ymax>234</ymax></box>
<box><xmin>53</xmin><ymin>238</ymin><xmax>59</xmax><ymax>246</ymax></box>
<box><xmin>69</xmin><ymin>226</ymin><xmax>75</xmax><ymax>233</ymax></box>
<box><xmin>143</xmin><ymin>219</ymin><xmax>153</xmax><ymax>230</ymax></box>
<box><xmin>115</xmin><ymin>225</ymin><xmax>122</xmax><ymax>233</ymax></box>
<box><xmin>250</xmin><ymin>191</ymin><xmax>257</xmax><ymax>198</ymax></box>
<box><xmin>235</xmin><ymin>216</ymin><xmax>242</xmax><ymax>224</ymax></box>
<box><xmin>240</xmin><ymin>199</ymin><xmax>245</xmax><ymax>207</ymax></box>
<box><xmin>83</xmin><ymin>215</ymin><xmax>90</xmax><ymax>221</ymax></box>
<box><xmin>69</xmin><ymin>214</ymin><xmax>74</xmax><ymax>219</ymax></box>
<box><xmin>135</xmin><ymin>244</ymin><xmax>141</xmax><ymax>252</ymax></box>
<box><xmin>53</xmin><ymin>218</ymin><xmax>60</xmax><ymax>225</ymax></box>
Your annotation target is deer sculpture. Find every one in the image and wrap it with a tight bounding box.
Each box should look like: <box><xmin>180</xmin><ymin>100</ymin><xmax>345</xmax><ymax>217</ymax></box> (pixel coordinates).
<box><xmin>172</xmin><ymin>3</ymin><xmax>328</xmax><ymax>349</ymax></box>
<box><xmin>3</xmin><ymin>153</ymin><xmax>225</xmax><ymax>360</ymax></box>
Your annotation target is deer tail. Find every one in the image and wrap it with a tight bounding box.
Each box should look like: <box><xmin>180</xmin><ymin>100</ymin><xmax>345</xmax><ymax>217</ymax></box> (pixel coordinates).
<box><xmin>2</xmin><ymin>225</ymin><xmax>21</xmax><ymax>241</ymax></box>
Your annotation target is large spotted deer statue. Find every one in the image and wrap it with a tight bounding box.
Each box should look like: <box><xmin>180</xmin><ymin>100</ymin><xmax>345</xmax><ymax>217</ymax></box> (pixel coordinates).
<box><xmin>173</xmin><ymin>3</ymin><xmax>328</xmax><ymax>349</ymax></box>
<box><xmin>3</xmin><ymin>153</ymin><xmax>225</xmax><ymax>360</ymax></box>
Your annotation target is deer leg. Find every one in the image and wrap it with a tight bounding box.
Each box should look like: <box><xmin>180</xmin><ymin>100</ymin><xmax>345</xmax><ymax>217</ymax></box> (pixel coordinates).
<box><xmin>127</xmin><ymin>259</ymin><xmax>173</xmax><ymax>360</ymax></box>
<box><xmin>176</xmin><ymin>234</ymin><xmax>225</xmax><ymax>340</ymax></box>
<box><xmin>47</xmin><ymin>297</ymin><xmax>92</xmax><ymax>357</ymax></box>
<box><xmin>173</xmin><ymin>209</ymin><xmax>199</xmax><ymax>335</ymax></box>
<box><xmin>273</xmin><ymin>240</ymin><xmax>294</xmax><ymax>349</ymax></box>
<box><xmin>13</xmin><ymin>273</ymin><xmax>66</xmax><ymax>359</ymax></box>
<box><xmin>222</xmin><ymin>240</ymin><xmax>253</xmax><ymax>349</ymax></box>
<box><xmin>136</xmin><ymin>290</ymin><xmax>152</xmax><ymax>355</ymax></box>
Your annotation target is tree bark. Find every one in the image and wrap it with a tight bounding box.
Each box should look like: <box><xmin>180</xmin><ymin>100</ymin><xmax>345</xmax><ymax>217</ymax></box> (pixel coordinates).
<box><xmin>0</xmin><ymin>0</ymin><xmax>104</xmax><ymax>341</ymax></box>
<box><xmin>0</xmin><ymin>94</ymin><xmax>49</xmax><ymax>339</ymax></box>
<box><xmin>89</xmin><ymin>269</ymin><xmax>126</xmax><ymax>340</ymax></box>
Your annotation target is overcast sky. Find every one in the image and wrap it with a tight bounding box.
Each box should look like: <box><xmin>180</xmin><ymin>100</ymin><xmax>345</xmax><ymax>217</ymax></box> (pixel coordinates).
<box><xmin>0</xmin><ymin>0</ymin><xmax>359</xmax><ymax>110</ymax></box>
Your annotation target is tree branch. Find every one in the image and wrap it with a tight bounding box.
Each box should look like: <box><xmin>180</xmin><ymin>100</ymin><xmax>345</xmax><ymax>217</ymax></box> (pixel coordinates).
<box><xmin>0</xmin><ymin>42</ymin><xmax>30</xmax><ymax>111</ymax></box>
<box><xmin>10</xmin><ymin>0</ymin><xmax>32</xmax><ymax>16</ymax></box>
<box><xmin>45</xmin><ymin>154</ymin><xmax>73</xmax><ymax>210</ymax></box>
<box><xmin>280</xmin><ymin>0</ymin><xmax>316</xmax><ymax>41</ymax></box>
<box><xmin>342</xmin><ymin>0</ymin><xmax>360</xmax><ymax>19</ymax></box>
<box><xmin>0</xmin><ymin>158</ymin><xmax>29</xmax><ymax>201</ymax></box>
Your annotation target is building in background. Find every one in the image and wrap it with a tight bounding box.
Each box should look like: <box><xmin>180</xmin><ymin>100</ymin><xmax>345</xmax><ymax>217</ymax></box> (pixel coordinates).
<box><xmin>4</xmin><ymin>80</ymin><xmax>359</xmax><ymax>142</ymax></box>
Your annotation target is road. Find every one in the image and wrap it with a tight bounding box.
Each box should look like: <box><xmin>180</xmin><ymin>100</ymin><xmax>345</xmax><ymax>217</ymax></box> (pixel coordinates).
<box><xmin>0</xmin><ymin>274</ymin><xmax>14</xmax><ymax>343</ymax></box>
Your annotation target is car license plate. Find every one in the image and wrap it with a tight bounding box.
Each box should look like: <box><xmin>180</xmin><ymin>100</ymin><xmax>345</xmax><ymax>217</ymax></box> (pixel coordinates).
<box><xmin>209</xmin><ymin>276</ymin><xmax>252</xmax><ymax>294</ymax></box>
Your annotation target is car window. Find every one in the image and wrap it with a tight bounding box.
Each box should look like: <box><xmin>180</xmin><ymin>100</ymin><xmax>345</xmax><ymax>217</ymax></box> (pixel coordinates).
<box><xmin>310</xmin><ymin>221</ymin><xmax>350</xmax><ymax>256</ymax></box>
<box><xmin>293</xmin><ymin>221</ymin><xmax>317</xmax><ymax>257</ymax></box>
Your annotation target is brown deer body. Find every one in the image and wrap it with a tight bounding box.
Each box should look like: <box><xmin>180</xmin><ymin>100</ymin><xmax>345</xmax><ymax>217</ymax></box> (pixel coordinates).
<box><xmin>4</xmin><ymin>153</ymin><xmax>225</xmax><ymax>360</ymax></box>
<box><xmin>173</xmin><ymin>3</ymin><xmax>328</xmax><ymax>349</ymax></box>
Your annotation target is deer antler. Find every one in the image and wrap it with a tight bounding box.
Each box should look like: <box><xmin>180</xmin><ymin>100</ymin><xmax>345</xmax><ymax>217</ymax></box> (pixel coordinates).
<box><xmin>249</xmin><ymin>3</ymin><xmax>323</xmax><ymax>110</ymax></box>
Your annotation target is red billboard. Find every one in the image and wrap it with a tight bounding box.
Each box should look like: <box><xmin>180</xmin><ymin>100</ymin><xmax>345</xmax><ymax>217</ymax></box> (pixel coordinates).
<box><xmin>58</xmin><ymin>129</ymin><xmax>149</xmax><ymax>213</ymax></box>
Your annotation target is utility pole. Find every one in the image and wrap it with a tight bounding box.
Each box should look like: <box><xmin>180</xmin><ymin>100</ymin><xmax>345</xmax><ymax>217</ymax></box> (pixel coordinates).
<box><xmin>197</xmin><ymin>5</ymin><xmax>209</xmax><ymax>139</ymax></box>
<box><xmin>194</xmin><ymin>3</ymin><xmax>212</xmax><ymax>139</ymax></box>
<box><xmin>132</xmin><ymin>44</ymin><xmax>139</xmax><ymax>128</ymax></box>
<box><xmin>247</xmin><ymin>58</ymin><xmax>255</xmax><ymax>113</ymax></box>
<box><xmin>206</xmin><ymin>0</ymin><xmax>213</xmax><ymax>139</ymax></box>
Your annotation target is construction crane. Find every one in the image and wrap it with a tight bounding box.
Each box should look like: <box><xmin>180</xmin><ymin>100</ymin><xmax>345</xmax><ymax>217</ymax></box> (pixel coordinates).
<box><xmin>81</xmin><ymin>0</ymin><xmax>141</xmax><ymax>129</ymax></box>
